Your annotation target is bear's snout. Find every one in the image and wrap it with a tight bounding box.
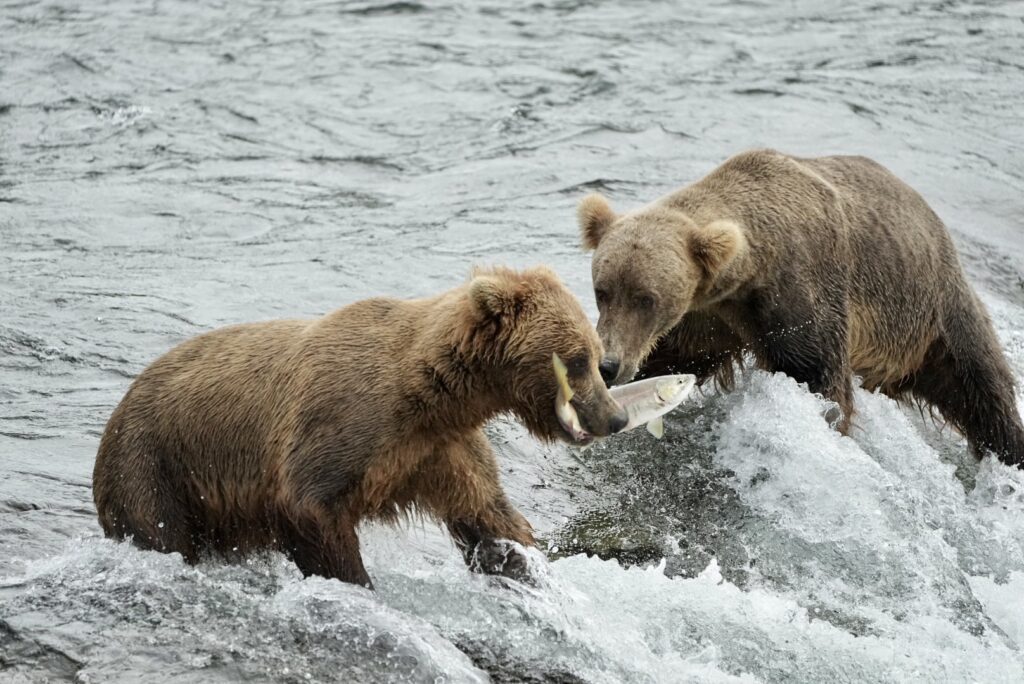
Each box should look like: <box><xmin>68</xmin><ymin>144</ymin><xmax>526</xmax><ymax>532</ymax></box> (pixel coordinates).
<box><xmin>598</xmin><ymin>356</ymin><xmax>621</xmax><ymax>385</ymax></box>
<box><xmin>573</xmin><ymin>392</ymin><xmax>628</xmax><ymax>438</ymax></box>
<box><xmin>607</xmin><ymin>405</ymin><xmax>628</xmax><ymax>434</ymax></box>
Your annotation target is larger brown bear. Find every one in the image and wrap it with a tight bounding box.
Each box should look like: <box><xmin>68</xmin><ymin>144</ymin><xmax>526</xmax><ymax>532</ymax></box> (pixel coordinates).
<box><xmin>578</xmin><ymin>149</ymin><xmax>1024</xmax><ymax>467</ymax></box>
<box><xmin>93</xmin><ymin>266</ymin><xmax>627</xmax><ymax>587</ymax></box>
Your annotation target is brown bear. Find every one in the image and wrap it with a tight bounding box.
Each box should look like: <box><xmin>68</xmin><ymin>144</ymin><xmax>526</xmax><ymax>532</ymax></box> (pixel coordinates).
<box><xmin>578</xmin><ymin>149</ymin><xmax>1024</xmax><ymax>467</ymax></box>
<box><xmin>92</xmin><ymin>266</ymin><xmax>627</xmax><ymax>587</ymax></box>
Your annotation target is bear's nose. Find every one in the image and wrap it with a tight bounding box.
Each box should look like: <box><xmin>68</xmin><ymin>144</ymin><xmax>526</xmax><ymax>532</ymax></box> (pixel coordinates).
<box><xmin>599</xmin><ymin>356</ymin><xmax>621</xmax><ymax>385</ymax></box>
<box><xmin>608</xmin><ymin>406</ymin><xmax>629</xmax><ymax>434</ymax></box>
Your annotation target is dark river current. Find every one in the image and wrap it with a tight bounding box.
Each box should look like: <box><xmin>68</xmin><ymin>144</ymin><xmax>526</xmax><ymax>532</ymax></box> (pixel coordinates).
<box><xmin>3</xmin><ymin>1</ymin><xmax>1024</xmax><ymax>681</ymax></box>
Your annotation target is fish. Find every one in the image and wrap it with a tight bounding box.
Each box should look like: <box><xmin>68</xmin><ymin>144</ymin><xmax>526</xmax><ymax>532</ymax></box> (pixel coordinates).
<box><xmin>552</xmin><ymin>353</ymin><xmax>589</xmax><ymax>442</ymax></box>
<box><xmin>608</xmin><ymin>374</ymin><xmax>696</xmax><ymax>438</ymax></box>
<box><xmin>552</xmin><ymin>353</ymin><xmax>695</xmax><ymax>442</ymax></box>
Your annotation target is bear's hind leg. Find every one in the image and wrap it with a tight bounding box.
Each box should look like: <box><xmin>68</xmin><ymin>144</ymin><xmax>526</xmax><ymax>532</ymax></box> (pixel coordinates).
<box><xmin>280</xmin><ymin>512</ymin><xmax>373</xmax><ymax>588</ymax></box>
<box><xmin>904</xmin><ymin>329</ymin><xmax>1024</xmax><ymax>468</ymax></box>
<box><xmin>95</xmin><ymin>448</ymin><xmax>202</xmax><ymax>561</ymax></box>
<box><xmin>98</xmin><ymin>497</ymin><xmax>194</xmax><ymax>558</ymax></box>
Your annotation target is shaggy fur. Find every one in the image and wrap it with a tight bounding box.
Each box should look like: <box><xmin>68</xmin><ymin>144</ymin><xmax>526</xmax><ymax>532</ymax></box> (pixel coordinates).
<box><xmin>93</xmin><ymin>266</ymin><xmax>625</xmax><ymax>587</ymax></box>
<box><xmin>579</xmin><ymin>149</ymin><xmax>1024</xmax><ymax>467</ymax></box>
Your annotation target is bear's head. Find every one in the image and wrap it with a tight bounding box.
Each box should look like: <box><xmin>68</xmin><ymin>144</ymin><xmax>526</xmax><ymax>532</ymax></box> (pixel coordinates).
<box><xmin>578</xmin><ymin>193</ymin><xmax>747</xmax><ymax>385</ymax></box>
<box><xmin>465</xmin><ymin>266</ymin><xmax>628</xmax><ymax>445</ymax></box>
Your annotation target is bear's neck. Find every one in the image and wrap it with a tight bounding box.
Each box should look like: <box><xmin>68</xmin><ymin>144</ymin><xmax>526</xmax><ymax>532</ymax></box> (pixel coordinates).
<box><xmin>406</xmin><ymin>292</ymin><xmax>517</xmax><ymax>435</ymax></box>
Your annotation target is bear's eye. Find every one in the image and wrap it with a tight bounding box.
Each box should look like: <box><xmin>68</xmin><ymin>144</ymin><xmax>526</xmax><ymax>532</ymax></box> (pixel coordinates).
<box><xmin>636</xmin><ymin>294</ymin><xmax>655</xmax><ymax>310</ymax></box>
<box><xmin>566</xmin><ymin>355</ymin><xmax>589</xmax><ymax>377</ymax></box>
<box><xmin>594</xmin><ymin>288</ymin><xmax>610</xmax><ymax>305</ymax></box>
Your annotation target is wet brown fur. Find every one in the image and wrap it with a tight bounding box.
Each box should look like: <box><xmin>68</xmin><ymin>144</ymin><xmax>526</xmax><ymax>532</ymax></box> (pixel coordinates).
<box><xmin>580</xmin><ymin>149</ymin><xmax>1024</xmax><ymax>467</ymax></box>
<box><xmin>92</xmin><ymin>266</ymin><xmax>623</xmax><ymax>586</ymax></box>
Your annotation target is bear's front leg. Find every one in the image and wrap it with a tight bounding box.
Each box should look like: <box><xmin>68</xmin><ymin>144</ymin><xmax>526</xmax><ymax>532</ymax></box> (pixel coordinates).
<box><xmin>750</xmin><ymin>291</ymin><xmax>855</xmax><ymax>434</ymax></box>
<box><xmin>414</xmin><ymin>432</ymin><xmax>537</xmax><ymax>582</ymax></box>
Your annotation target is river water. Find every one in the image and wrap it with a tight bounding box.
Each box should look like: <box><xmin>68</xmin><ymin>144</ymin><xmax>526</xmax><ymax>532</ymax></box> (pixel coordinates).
<box><xmin>2</xmin><ymin>0</ymin><xmax>1024</xmax><ymax>681</ymax></box>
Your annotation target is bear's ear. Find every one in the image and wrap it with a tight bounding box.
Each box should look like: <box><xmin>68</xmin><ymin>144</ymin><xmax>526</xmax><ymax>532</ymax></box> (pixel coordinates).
<box><xmin>469</xmin><ymin>274</ymin><xmax>527</xmax><ymax>319</ymax></box>
<box><xmin>689</xmin><ymin>219</ymin><xmax>746</xmax><ymax>278</ymax></box>
<box><xmin>578</xmin><ymin>194</ymin><xmax>617</xmax><ymax>251</ymax></box>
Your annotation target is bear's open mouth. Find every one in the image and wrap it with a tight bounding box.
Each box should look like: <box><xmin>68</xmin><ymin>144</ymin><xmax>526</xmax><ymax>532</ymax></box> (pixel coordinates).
<box><xmin>555</xmin><ymin>399</ymin><xmax>592</xmax><ymax>445</ymax></box>
<box><xmin>552</xmin><ymin>352</ymin><xmax>592</xmax><ymax>445</ymax></box>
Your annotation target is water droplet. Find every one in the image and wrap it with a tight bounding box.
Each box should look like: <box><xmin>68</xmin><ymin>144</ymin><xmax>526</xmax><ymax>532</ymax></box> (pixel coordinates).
<box><xmin>157</xmin><ymin>521</ymin><xmax>165</xmax><ymax>528</ymax></box>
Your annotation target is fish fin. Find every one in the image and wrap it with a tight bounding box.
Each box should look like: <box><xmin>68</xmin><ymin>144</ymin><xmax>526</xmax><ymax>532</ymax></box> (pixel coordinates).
<box><xmin>552</xmin><ymin>352</ymin><xmax>574</xmax><ymax>401</ymax></box>
<box><xmin>646</xmin><ymin>417</ymin><xmax>664</xmax><ymax>439</ymax></box>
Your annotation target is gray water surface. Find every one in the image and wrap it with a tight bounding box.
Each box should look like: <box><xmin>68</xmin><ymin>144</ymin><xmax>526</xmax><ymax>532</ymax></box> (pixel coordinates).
<box><xmin>3</xmin><ymin>1</ymin><xmax>1024</xmax><ymax>682</ymax></box>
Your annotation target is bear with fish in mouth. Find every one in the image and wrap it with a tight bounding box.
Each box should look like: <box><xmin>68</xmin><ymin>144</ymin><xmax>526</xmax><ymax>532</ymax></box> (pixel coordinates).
<box><xmin>92</xmin><ymin>266</ymin><xmax>627</xmax><ymax>587</ymax></box>
<box><xmin>579</xmin><ymin>148</ymin><xmax>1024</xmax><ymax>467</ymax></box>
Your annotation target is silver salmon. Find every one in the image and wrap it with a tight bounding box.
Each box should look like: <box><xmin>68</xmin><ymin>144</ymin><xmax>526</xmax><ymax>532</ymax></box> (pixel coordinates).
<box><xmin>552</xmin><ymin>353</ymin><xmax>695</xmax><ymax>442</ymax></box>
<box><xmin>609</xmin><ymin>374</ymin><xmax>696</xmax><ymax>438</ymax></box>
